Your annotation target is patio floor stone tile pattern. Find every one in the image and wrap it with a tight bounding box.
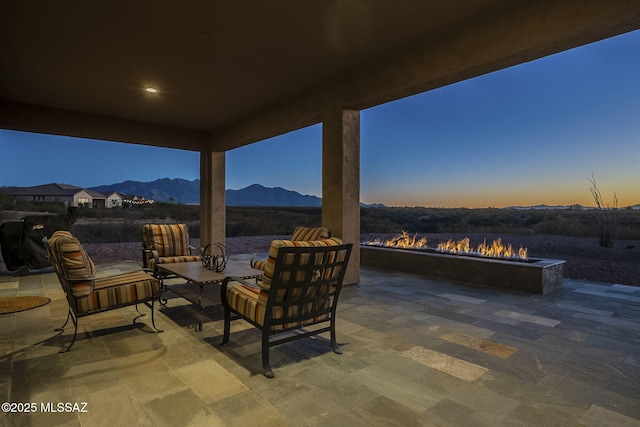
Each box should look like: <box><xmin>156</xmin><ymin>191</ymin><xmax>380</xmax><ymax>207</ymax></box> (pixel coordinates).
<box><xmin>1</xmin><ymin>254</ymin><xmax>639</xmax><ymax>426</ymax></box>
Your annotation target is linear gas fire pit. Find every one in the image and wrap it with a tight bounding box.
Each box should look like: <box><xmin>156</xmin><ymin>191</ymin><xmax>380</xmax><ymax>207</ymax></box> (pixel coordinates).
<box><xmin>360</xmin><ymin>244</ymin><xmax>565</xmax><ymax>295</ymax></box>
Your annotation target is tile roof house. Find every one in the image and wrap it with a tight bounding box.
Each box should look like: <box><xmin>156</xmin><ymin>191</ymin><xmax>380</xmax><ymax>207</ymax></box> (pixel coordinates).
<box><xmin>85</xmin><ymin>189</ymin><xmax>107</xmax><ymax>208</ymax></box>
<box><xmin>106</xmin><ymin>192</ymin><xmax>124</xmax><ymax>208</ymax></box>
<box><xmin>7</xmin><ymin>183</ymin><xmax>105</xmax><ymax>207</ymax></box>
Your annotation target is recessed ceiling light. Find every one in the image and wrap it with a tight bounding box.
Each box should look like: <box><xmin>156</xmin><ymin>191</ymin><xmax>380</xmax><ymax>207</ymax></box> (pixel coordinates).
<box><xmin>145</xmin><ymin>87</ymin><xmax>158</xmax><ymax>93</ymax></box>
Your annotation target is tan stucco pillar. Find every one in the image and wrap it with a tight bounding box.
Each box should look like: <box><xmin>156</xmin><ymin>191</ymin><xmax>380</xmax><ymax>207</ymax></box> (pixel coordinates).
<box><xmin>322</xmin><ymin>107</ymin><xmax>360</xmax><ymax>285</ymax></box>
<box><xmin>199</xmin><ymin>150</ymin><xmax>226</xmax><ymax>247</ymax></box>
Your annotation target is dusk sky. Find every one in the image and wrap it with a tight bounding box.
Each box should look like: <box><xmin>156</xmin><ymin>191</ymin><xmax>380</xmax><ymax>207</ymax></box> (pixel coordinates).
<box><xmin>1</xmin><ymin>30</ymin><xmax>639</xmax><ymax>209</ymax></box>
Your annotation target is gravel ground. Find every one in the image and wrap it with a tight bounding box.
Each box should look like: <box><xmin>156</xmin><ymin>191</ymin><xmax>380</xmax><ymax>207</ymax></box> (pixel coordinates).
<box><xmin>2</xmin><ymin>233</ymin><xmax>638</xmax><ymax>286</ymax></box>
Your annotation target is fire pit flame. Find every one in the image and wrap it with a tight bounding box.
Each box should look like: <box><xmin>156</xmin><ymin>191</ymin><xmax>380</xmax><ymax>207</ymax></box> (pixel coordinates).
<box><xmin>366</xmin><ymin>230</ymin><xmax>427</xmax><ymax>249</ymax></box>
<box><xmin>439</xmin><ymin>237</ymin><xmax>528</xmax><ymax>260</ymax></box>
<box><xmin>363</xmin><ymin>232</ymin><xmax>528</xmax><ymax>261</ymax></box>
<box><xmin>437</xmin><ymin>237</ymin><xmax>471</xmax><ymax>254</ymax></box>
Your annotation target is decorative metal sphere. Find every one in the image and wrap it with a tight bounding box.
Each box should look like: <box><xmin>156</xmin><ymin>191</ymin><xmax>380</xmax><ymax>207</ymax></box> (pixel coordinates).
<box><xmin>201</xmin><ymin>243</ymin><xmax>229</xmax><ymax>271</ymax></box>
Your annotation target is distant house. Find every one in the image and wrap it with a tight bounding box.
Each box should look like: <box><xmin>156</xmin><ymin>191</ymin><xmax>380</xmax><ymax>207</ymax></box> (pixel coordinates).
<box><xmin>85</xmin><ymin>189</ymin><xmax>107</xmax><ymax>208</ymax></box>
<box><xmin>6</xmin><ymin>183</ymin><xmax>105</xmax><ymax>207</ymax></box>
<box><xmin>106</xmin><ymin>192</ymin><xmax>124</xmax><ymax>208</ymax></box>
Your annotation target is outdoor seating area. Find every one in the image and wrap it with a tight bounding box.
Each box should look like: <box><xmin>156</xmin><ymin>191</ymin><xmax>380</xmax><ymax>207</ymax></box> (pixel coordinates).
<box><xmin>3</xmin><ymin>2</ymin><xmax>640</xmax><ymax>425</ymax></box>
<box><xmin>1</xmin><ymin>253</ymin><xmax>639</xmax><ymax>426</ymax></box>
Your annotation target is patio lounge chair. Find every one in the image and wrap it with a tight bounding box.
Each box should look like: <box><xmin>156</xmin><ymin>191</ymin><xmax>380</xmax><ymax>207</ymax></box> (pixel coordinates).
<box><xmin>221</xmin><ymin>237</ymin><xmax>352</xmax><ymax>377</ymax></box>
<box><xmin>250</xmin><ymin>225</ymin><xmax>331</xmax><ymax>271</ymax></box>
<box><xmin>45</xmin><ymin>231</ymin><xmax>161</xmax><ymax>352</ymax></box>
<box><xmin>142</xmin><ymin>223</ymin><xmax>201</xmax><ymax>275</ymax></box>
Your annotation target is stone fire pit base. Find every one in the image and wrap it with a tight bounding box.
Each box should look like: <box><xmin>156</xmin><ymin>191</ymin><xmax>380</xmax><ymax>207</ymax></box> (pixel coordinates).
<box><xmin>360</xmin><ymin>246</ymin><xmax>565</xmax><ymax>295</ymax></box>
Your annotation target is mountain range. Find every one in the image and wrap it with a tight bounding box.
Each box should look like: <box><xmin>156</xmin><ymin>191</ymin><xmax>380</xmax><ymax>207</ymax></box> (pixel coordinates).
<box><xmin>90</xmin><ymin>178</ymin><xmax>384</xmax><ymax>207</ymax></box>
<box><xmin>87</xmin><ymin>178</ymin><xmax>639</xmax><ymax>209</ymax></box>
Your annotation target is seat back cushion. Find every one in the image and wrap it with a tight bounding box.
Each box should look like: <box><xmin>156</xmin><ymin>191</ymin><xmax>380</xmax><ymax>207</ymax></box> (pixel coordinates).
<box><xmin>142</xmin><ymin>223</ymin><xmax>191</xmax><ymax>257</ymax></box>
<box><xmin>247</xmin><ymin>226</ymin><xmax>331</xmax><ymax>272</ymax></box>
<box><xmin>290</xmin><ymin>226</ymin><xmax>331</xmax><ymax>241</ymax></box>
<box><xmin>48</xmin><ymin>231</ymin><xmax>96</xmax><ymax>280</ymax></box>
<box><xmin>262</xmin><ymin>238</ymin><xmax>343</xmax><ymax>290</ymax></box>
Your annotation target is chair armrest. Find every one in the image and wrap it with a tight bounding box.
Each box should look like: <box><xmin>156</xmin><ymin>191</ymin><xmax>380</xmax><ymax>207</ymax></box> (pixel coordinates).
<box><xmin>142</xmin><ymin>246</ymin><xmax>149</xmax><ymax>267</ymax></box>
<box><xmin>142</xmin><ymin>246</ymin><xmax>161</xmax><ymax>265</ymax></box>
<box><xmin>150</xmin><ymin>249</ymin><xmax>160</xmax><ymax>267</ymax></box>
<box><xmin>250</xmin><ymin>252</ymin><xmax>260</xmax><ymax>268</ymax></box>
<box><xmin>223</xmin><ymin>276</ymin><xmax>267</xmax><ymax>290</ymax></box>
<box><xmin>221</xmin><ymin>276</ymin><xmax>267</xmax><ymax>308</ymax></box>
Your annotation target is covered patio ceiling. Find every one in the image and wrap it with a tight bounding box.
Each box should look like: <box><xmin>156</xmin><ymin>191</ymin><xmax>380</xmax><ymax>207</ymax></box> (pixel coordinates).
<box><xmin>2</xmin><ymin>1</ymin><xmax>640</xmax><ymax>152</ymax></box>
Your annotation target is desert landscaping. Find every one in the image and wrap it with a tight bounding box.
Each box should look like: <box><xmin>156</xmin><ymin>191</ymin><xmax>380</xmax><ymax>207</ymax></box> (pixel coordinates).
<box><xmin>1</xmin><ymin>203</ymin><xmax>638</xmax><ymax>286</ymax></box>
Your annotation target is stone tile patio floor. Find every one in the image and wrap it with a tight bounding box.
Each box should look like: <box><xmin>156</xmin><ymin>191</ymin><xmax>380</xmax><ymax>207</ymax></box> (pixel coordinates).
<box><xmin>1</xmin><ymin>254</ymin><xmax>639</xmax><ymax>426</ymax></box>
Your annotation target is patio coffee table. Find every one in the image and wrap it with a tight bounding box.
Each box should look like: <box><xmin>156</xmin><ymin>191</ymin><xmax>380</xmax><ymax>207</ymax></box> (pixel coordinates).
<box><xmin>157</xmin><ymin>260</ymin><xmax>262</xmax><ymax>331</ymax></box>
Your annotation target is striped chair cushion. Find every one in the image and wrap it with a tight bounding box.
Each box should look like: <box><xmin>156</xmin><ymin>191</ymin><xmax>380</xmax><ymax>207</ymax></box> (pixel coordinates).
<box><xmin>74</xmin><ymin>271</ymin><xmax>160</xmax><ymax>314</ymax></box>
<box><xmin>48</xmin><ymin>231</ymin><xmax>96</xmax><ymax>282</ymax></box>
<box><xmin>142</xmin><ymin>223</ymin><xmax>192</xmax><ymax>257</ymax></box>
<box><xmin>225</xmin><ymin>282</ymin><xmax>330</xmax><ymax>331</ymax></box>
<box><xmin>262</xmin><ymin>238</ymin><xmax>343</xmax><ymax>289</ymax></box>
<box><xmin>290</xmin><ymin>226</ymin><xmax>331</xmax><ymax>241</ymax></box>
<box><xmin>148</xmin><ymin>255</ymin><xmax>201</xmax><ymax>270</ymax></box>
<box><xmin>250</xmin><ymin>226</ymin><xmax>331</xmax><ymax>271</ymax></box>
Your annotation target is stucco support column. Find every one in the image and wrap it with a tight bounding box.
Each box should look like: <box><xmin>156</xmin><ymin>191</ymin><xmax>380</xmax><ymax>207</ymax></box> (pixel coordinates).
<box><xmin>322</xmin><ymin>107</ymin><xmax>360</xmax><ymax>285</ymax></box>
<box><xmin>199</xmin><ymin>150</ymin><xmax>226</xmax><ymax>247</ymax></box>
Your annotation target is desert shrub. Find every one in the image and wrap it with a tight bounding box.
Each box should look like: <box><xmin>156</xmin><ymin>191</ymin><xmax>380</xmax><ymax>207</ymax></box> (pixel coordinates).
<box><xmin>588</xmin><ymin>175</ymin><xmax>618</xmax><ymax>248</ymax></box>
<box><xmin>226</xmin><ymin>207</ymin><xmax>322</xmax><ymax>237</ymax></box>
<box><xmin>152</xmin><ymin>203</ymin><xmax>200</xmax><ymax>221</ymax></box>
<box><xmin>0</xmin><ymin>189</ymin><xmax>16</xmax><ymax>213</ymax></box>
<box><xmin>603</xmin><ymin>209</ymin><xmax>640</xmax><ymax>240</ymax></box>
<box><xmin>73</xmin><ymin>202</ymin><xmax>200</xmax><ymax>221</ymax></box>
<box><xmin>361</xmin><ymin>208</ymin><xmax>404</xmax><ymax>233</ymax></box>
<box><xmin>71</xmin><ymin>220</ymin><xmax>142</xmax><ymax>243</ymax></box>
<box><xmin>72</xmin><ymin>218</ymin><xmax>200</xmax><ymax>243</ymax></box>
<box><xmin>361</xmin><ymin>207</ymin><xmax>540</xmax><ymax>235</ymax></box>
<box><xmin>532</xmin><ymin>212</ymin><xmax>595</xmax><ymax>237</ymax></box>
